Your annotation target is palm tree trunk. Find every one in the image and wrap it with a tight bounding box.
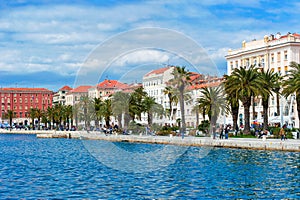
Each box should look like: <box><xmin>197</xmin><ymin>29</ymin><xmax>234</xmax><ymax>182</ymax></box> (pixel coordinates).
<box><xmin>231</xmin><ymin>101</ymin><xmax>239</xmax><ymax>134</ymax></box>
<box><xmin>117</xmin><ymin>114</ymin><xmax>122</xmax><ymax>129</ymax></box>
<box><xmin>276</xmin><ymin>93</ymin><xmax>280</xmax><ymax>116</ymax></box>
<box><xmin>296</xmin><ymin>93</ymin><xmax>300</xmax><ymax>122</ymax></box>
<box><xmin>179</xmin><ymin>89</ymin><xmax>186</xmax><ymax>137</ymax></box>
<box><xmin>262</xmin><ymin>98</ymin><xmax>269</xmax><ymax>130</ymax></box>
<box><xmin>243</xmin><ymin>99</ymin><xmax>251</xmax><ymax>135</ymax></box>
<box><xmin>252</xmin><ymin>96</ymin><xmax>256</xmax><ymax>121</ymax></box>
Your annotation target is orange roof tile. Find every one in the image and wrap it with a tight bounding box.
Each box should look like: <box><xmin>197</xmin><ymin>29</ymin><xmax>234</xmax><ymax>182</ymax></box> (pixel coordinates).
<box><xmin>0</xmin><ymin>87</ymin><xmax>52</xmax><ymax>93</ymax></box>
<box><xmin>97</xmin><ymin>80</ymin><xmax>128</xmax><ymax>89</ymax></box>
<box><xmin>69</xmin><ymin>85</ymin><xmax>92</xmax><ymax>93</ymax></box>
<box><xmin>59</xmin><ymin>85</ymin><xmax>72</xmax><ymax>91</ymax></box>
<box><xmin>144</xmin><ymin>66</ymin><xmax>172</xmax><ymax>77</ymax></box>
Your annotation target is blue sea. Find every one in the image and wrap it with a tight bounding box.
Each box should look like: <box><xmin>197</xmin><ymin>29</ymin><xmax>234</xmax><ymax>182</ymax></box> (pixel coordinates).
<box><xmin>0</xmin><ymin>134</ymin><xmax>299</xmax><ymax>199</ymax></box>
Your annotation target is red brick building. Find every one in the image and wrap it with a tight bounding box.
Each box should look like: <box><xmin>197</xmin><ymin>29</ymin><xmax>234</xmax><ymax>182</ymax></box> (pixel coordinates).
<box><xmin>0</xmin><ymin>88</ymin><xmax>53</xmax><ymax>121</ymax></box>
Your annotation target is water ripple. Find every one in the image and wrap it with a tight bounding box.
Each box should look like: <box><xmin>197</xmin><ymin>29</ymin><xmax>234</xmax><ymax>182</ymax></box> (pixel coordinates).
<box><xmin>0</xmin><ymin>134</ymin><xmax>299</xmax><ymax>199</ymax></box>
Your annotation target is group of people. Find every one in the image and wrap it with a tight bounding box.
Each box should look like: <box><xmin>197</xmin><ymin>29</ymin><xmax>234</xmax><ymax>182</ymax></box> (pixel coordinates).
<box><xmin>213</xmin><ymin>124</ymin><xmax>231</xmax><ymax>139</ymax></box>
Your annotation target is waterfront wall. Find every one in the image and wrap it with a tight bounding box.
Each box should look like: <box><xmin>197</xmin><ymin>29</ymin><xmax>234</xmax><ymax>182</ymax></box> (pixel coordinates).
<box><xmin>1</xmin><ymin>129</ymin><xmax>299</xmax><ymax>152</ymax></box>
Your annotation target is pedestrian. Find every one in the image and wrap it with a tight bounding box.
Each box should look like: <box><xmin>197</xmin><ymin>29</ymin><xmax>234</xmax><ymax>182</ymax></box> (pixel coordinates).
<box><xmin>279</xmin><ymin>125</ymin><xmax>286</xmax><ymax>141</ymax></box>
<box><xmin>219</xmin><ymin>125</ymin><xmax>224</xmax><ymax>139</ymax></box>
<box><xmin>225</xmin><ymin>125</ymin><xmax>229</xmax><ymax>139</ymax></box>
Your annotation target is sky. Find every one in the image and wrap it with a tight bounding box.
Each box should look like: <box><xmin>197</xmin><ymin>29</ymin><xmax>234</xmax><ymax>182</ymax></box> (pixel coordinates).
<box><xmin>1</xmin><ymin>0</ymin><xmax>300</xmax><ymax>91</ymax></box>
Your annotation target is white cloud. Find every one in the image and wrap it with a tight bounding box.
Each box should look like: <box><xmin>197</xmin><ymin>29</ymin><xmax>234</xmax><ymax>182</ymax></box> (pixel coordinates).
<box><xmin>113</xmin><ymin>50</ymin><xmax>170</xmax><ymax>67</ymax></box>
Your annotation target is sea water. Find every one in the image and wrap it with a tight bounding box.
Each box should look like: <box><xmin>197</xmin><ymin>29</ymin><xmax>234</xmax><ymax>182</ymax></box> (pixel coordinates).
<box><xmin>0</xmin><ymin>134</ymin><xmax>299</xmax><ymax>199</ymax></box>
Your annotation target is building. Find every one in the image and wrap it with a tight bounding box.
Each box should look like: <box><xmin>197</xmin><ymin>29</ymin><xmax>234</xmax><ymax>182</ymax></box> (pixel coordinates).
<box><xmin>65</xmin><ymin>86</ymin><xmax>92</xmax><ymax>106</ymax></box>
<box><xmin>226</xmin><ymin>32</ymin><xmax>299</xmax><ymax>128</ymax></box>
<box><xmin>0</xmin><ymin>87</ymin><xmax>53</xmax><ymax>125</ymax></box>
<box><xmin>142</xmin><ymin>66</ymin><xmax>175</xmax><ymax>124</ymax></box>
<box><xmin>142</xmin><ymin>66</ymin><xmax>222</xmax><ymax>128</ymax></box>
<box><xmin>52</xmin><ymin>85</ymin><xmax>73</xmax><ymax>106</ymax></box>
<box><xmin>88</xmin><ymin>79</ymin><xmax>129</xmax><ymax>99</ymax></box>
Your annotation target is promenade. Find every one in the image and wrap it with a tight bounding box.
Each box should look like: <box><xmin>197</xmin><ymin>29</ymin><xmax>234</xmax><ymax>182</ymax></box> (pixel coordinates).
<box><xmin>1</xmin><ymin>129</ymin><xmax>300</xmax><ymax>152</ymax></box>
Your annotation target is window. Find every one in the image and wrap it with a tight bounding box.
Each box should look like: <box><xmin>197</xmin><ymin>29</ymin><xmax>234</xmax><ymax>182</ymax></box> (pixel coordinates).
<box><xmin>284</xmin><ymin>66</ymin><xmax>288</xmax><ymax>75</ymax></box>
<box><xmin>271</xmin><ymin>54</ymin><xmax>274</xmax><ymax>62</ymax></box>
<box><xmin>277</xmin><ymin>52</ymin><xmax>281</xmax><ymax>62</ymax></box>
<box><xmin>284</xmin><ymin>51</ymin><xmax>288</xmax><ymax>60</ymax></box>
<box><xmin>261</xmin><ymin>58</ymin><xmax>265</xmax><ymax>67</ymax></box>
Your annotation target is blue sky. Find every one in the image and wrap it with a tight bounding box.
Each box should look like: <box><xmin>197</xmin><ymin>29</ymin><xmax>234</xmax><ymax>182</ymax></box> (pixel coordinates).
<box><xmin>1</xmin><ymin>0</ymin><xmax>300</xmax><ymax>91</ymax></box>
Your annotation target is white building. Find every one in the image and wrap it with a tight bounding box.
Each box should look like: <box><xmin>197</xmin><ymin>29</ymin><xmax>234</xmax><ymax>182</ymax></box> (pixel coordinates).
<box><xmin>53</xmin><ymin>85</ymin><xmax>72</xmax><ymax>106</ymax></box>
<box><xmin>65</xmin><ymin>86</ymin><xmax>92</xmax><ymax>106</ymax></box>
<box><xmin>226</xmin><ymin>32</ymin><xmax>299</xmax><ymax>128</ymax></box>
<box><xmin>142</xmin><ymin>66</ymin><xmax>175</xmax><ymax>125</ymax></box>
<box><xmin>142</xmin><ymin>66</ymin><xmax>222</xmax><ymax>128</ymax></box>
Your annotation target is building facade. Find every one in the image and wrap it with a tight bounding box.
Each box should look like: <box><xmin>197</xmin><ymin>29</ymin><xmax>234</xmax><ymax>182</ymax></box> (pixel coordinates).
<box><xmin>52</xmin><ymin>85</ymin><xmax>73</xmax><ymax>106</ymax></box>
<box><xmin>89</xmin><ymin>79</ymin><xmax>129</xmax><ymax>100</ymax></box>
<box><xmin>226</xmin><ymin>32</ymin><xmax>299</xmax><ymax>128</ymax></box>
<box><xmin>0</xmin><ymin>88</ymin><xmax>53</xmax><ymax>124</ymax></box>
<box><xmin>65</xmin><ymin>86</ymin><xmax>92</xmax><ymax>106</ymax></box>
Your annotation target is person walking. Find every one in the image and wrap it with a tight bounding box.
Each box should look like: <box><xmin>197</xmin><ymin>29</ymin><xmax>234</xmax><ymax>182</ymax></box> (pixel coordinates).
<box><xmin>219</xmin><ymin>125</ymin><xmax>224</xmax><ymax>139</ymax></box>
<box><xmin>279</xmin><ymin>125</ymin><xmax>286</xmax><ymax>141</ymax></box>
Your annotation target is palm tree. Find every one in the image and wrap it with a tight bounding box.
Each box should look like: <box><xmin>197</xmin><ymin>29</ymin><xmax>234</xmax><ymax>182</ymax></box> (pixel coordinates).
<box><xmin>29</xmin><ymin>108</ymin><xmax>37</xmax><ymax>130</ymax></box>
<box><xmin>163</xmin><ymin>86</ymin><xmax>179</xmax><ymax>120</ymax></box>
<box><xmin>35</xmin><ymin>108</ymin><xmax>43</xmax><ymax>130</ymax></box>
<box><xmin>224</xmin><ymin>75</ymin><xmax>240</xmax><ymax>133</ymax></box>
<box><xmin>282</xmin><ymin>61</ymin><xmax>300</xmax><ymax>123</ymax></box>
<box><xmin>64</xmin><ymin>105</ymin><xmax>73</xmax><ymax>130</ymax></box>
<box><xmin>80</xmin><ymin>95</ymin><xmax>91</xmax><ymax>131</ymax></box>
<box><xmin>129</xmin><ymin>87</ymin><xmax>147</xmax><ymax>121</ymax></box>
<box><xmin>94</xmin><ymin>97</ymin><xmax>103</xmax><ymax>129</ymax></box>
<box><xmin>111</xmin><ymin>91</ymin><xmax>131</xmax><ymax>129</ymax></box>
<box><xmin>6</xmin><ymin>110</ymin><xmax>14</xmax><ymax>128</ymax></box>
<box><xmin>143</xmin><ymin>96</ymin><xmax>164</xmax><ymax>125</ymax></box>
<box><xmin>197</xmin><ymin>86</ymin><xmax>226</xmax><ymax>133</ymax></box>
<box><xmin>259</xmin><ymin>69</ymin><xmax>280</xmax><ymax>130</ymax></box>
<box><xmin>225</xmin><ymin>66</ymin><xmax>266</xmax><ymax>134</ymax></box>
<box><xmin>101</xmin><ymin>99</ymin><xmax>112</xmax><ymax>128</ymax></box>
<box><xmin>168</xmin><ymin>66</ymin><xmax>192</xmax><ymax>137</ymax></box>
<box><xmin>47</xmin><ymin>107</ymin><xmax>54</xmax><ymax>130</ymax></box>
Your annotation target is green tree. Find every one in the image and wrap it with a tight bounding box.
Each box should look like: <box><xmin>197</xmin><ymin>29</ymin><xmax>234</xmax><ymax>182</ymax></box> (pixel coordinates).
<box><xmin>111</xmin><ymin>91</ymin><xmax>131</xmax><ymax>129</ymax></box>
<box><xmin>6</xmin><ymin>110</ymin><xmax>14</xmax><ymax>128</ymax></box>
<box><xmin>282</xmin><ymin>61</ymin><xmax>300</xmax><ymax>123</ymax></box>
<box><xmin>101</xmin><ymin>99</ymin><xmax>112</xmax><ymax>128</ymax></box>
<box><xmin>163</xmin><ymin>86</ymin><xmax>179</xmax><ymax>120</ymax></box>
<box><xmin>143</xmin><ymin>96</ymin><xmax>164</xmax><ymax>126</ymax></box>
<box><xmin>129</xmin><ymin>87</ymin><xmax>147</xmax><ymax>121</ymax></box>
<box><xmin>259</xmin><ymin>69</ymin><xmax>281</xmax><ymax>130</ymax></box>
<box><xmin>47</xmin><ymin>107</ymin><xmax>55</xmax><ymax>130</ymax></box>
<box><xmin>197</xmin><ymin>86</ymin><xmax>226</xmax><ymax>133</ymax></box>
<box><xmin>79</xmin><ymin>95</ymin><xmax>94</xmax><ymax>131</ymax></box>
<box><xmin>29</xmin><ymin>108</ymin><xmax>37</xmax><ymax>130</ymax></box>
<box><xmin>168</xmin><ymin>66</ymin><xmax>192</xmax><ymax>137</ymax></box>
<box><xmin>94</xmin><ymin>97</ymin><xmax>103</xmax><ymax>129</ymax></box>
<box><xmin>225</xmin><ymin>66</ymin><xmax>266</xmax><ymax>134</ymax></box>
<box><xmin>64</xmin><ymin>105</ymin><xmax>73</xmax><ymax>130</ymax></box>
<box><xmin>224</xmin><ymin>75</ymin><xmax>240</xmax><ymax>133</ymax></box>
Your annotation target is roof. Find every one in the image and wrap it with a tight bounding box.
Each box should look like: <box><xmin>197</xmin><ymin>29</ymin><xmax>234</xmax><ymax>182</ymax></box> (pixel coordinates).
<box><xmin>97</xmin><ymin>80</ymin><xmax>128</xmax><ymax>89</ymax></box>
<box><xmin>59</xmin><ymin>85</ymin><xmax>72</xmax><ymax>91</ymax></box>
<box><xmin>68</xmin><ymin>85</ymin><xmax>92</xmax><ymax>93</ymax></box>
<box><xmin>0</xmin><ymin>87</ymin><xmax>53</xmax><ymax>93</ymax></box>
<box><xmin>190</xmin><ymin>82</ymin><xmax>222</xmax><ymax>90</ymax></box>
<box><xmin>144</xmin><ymin>66</ymin><xmax>172</xmax><ymax>77</ymax></box>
